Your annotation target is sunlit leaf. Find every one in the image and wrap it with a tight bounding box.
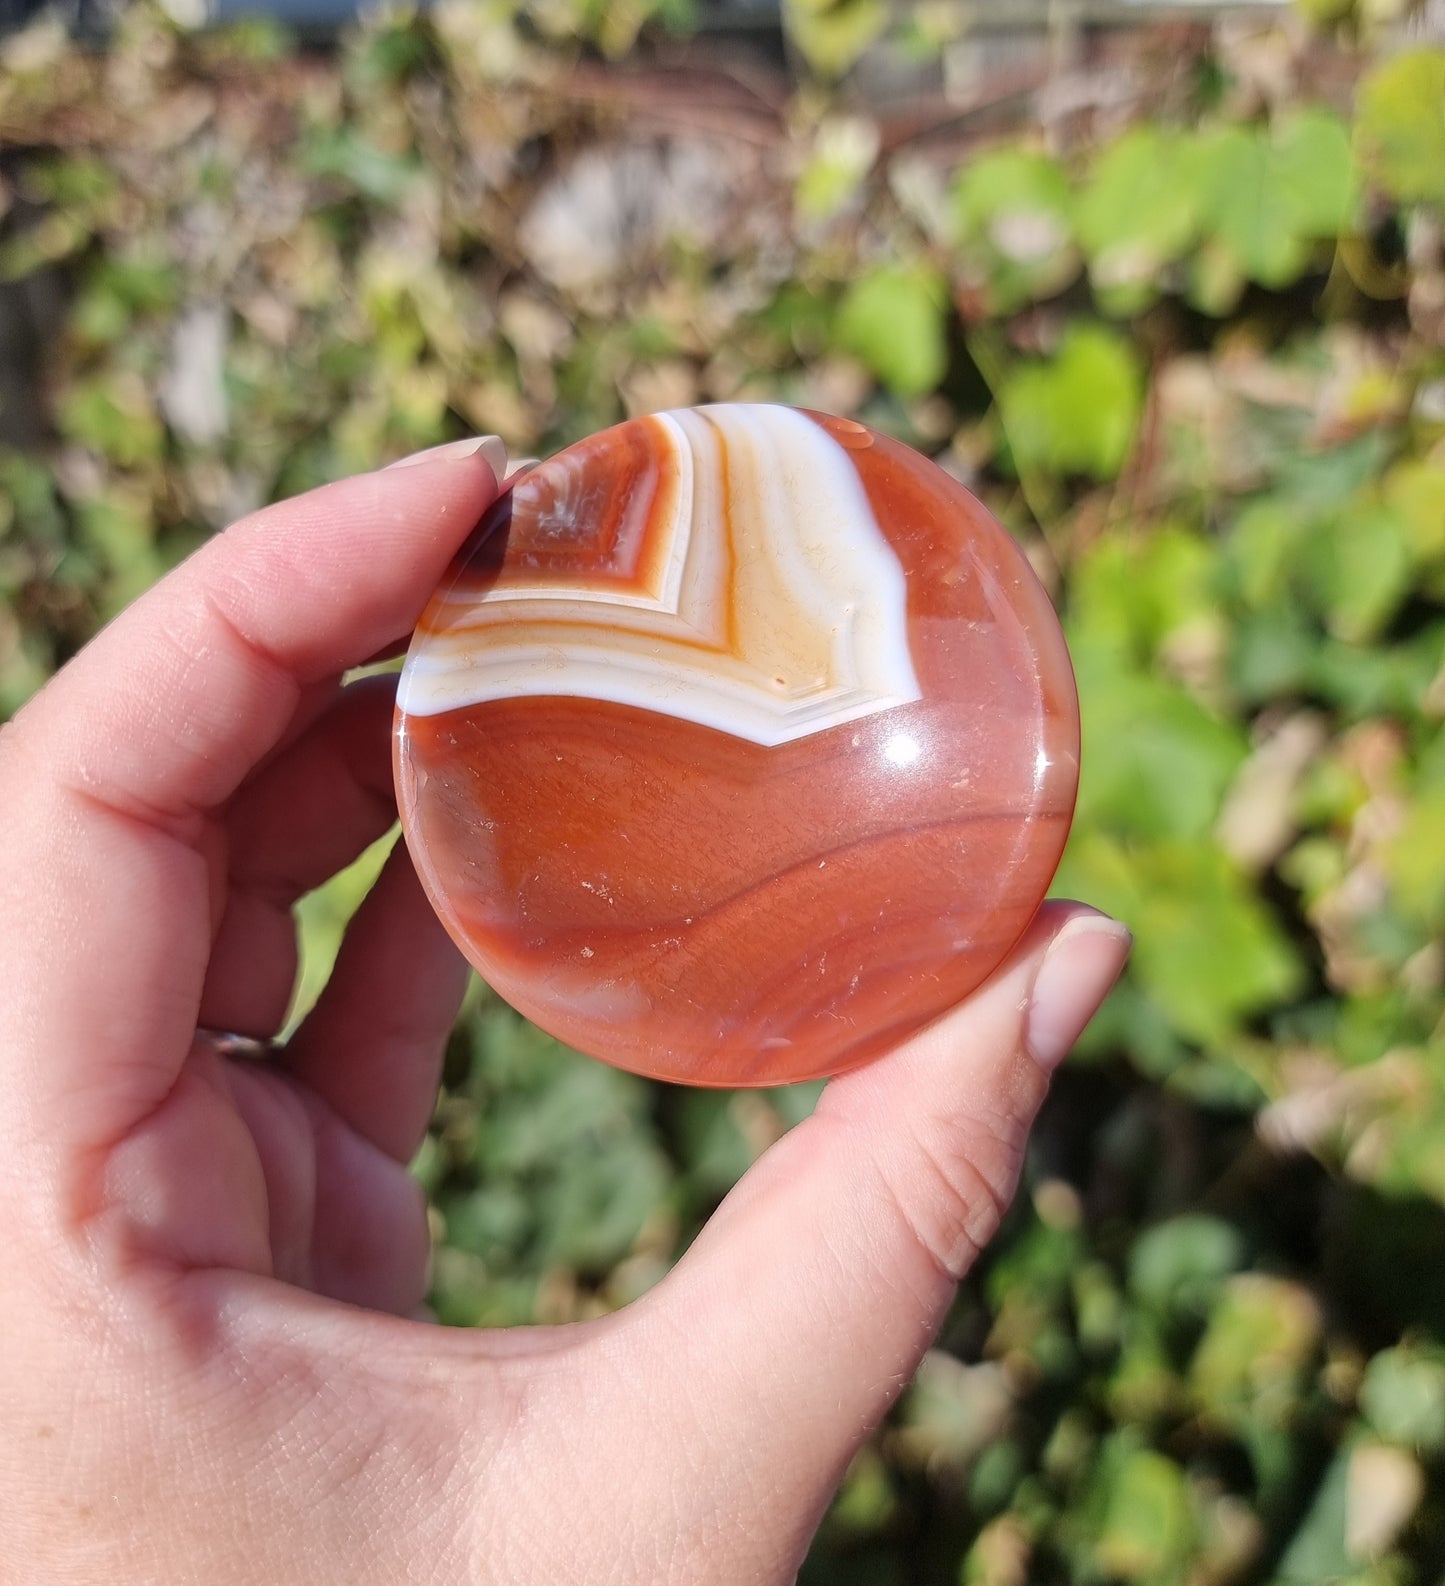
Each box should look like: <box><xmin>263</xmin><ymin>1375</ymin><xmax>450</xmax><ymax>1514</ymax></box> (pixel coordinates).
<box><xmin>1092</xmin><ymin>1440</ymin><xmax>1197</xmax><ymax>1582</ymax></box>
<box><xmin>782</xmin><ymin>0</ymin><xmax>888</xmax><ymax>79</ymax></box>
<box><xmin>834</xmin><ymin>264</ymin><xmax>948</xmax><ymax>398</ymax></box>
<box><xmin>1057</xmin><ymin>831</ymin><xmax>1304</xmax><ymax>1047</ymax></box>
<box><xmin>999</xmin><ymin>323</ymin><xmax>1143</xmax><ymax>480</ymax></box>
<box><xmin>1076</xmin><ymin>126</ymin><xmax>1202</xmax><ymax>307</ymax></box>
<box><xmin>1303</xmin><ymin>501</ymin><xmax>1414</xmax><ymax>643</ymax></box>
<box><xmin>950</xmin><ymin>146</ymin><xmax>1077</xmax><ymax>314</ymax></box>
<box><xmin>796</xmin><ymin>116</ymin><xmax>879</xmax><ymax>222</ymax></box>
<box><xmin>1191</xmin><ymin>1275</ymin><xmax>1321</xmax><ymax>1429</ymax></box>
<box><xmin>1273</xmin><ymin>107</ymin><xmax>1359</xmax><ymax>237</ymax></box>
<box><xmin>1193</xmin><ymin>124</ymin><xmax>1309</xmax><ymax>290</ymax></box>
<box><xmin>1385</xmin><ymin>788</ymin><xmax>1445</xmax><ymax>931</ymax></box>
<box><xmin>1356</xmin><ymin>49</ymin><xmax>1445</xmax><ymax>207</ymax></box>
<box><xmin>1070</xmin><ymin>666</ymin><xmax>1246</xmax><ymax>841</ymax></box>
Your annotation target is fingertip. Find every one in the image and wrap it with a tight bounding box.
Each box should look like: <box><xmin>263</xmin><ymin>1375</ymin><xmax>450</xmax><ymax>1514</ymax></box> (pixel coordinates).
<box><xmin>383</xmin><ymin>435</ymin><xmax>508</xmax><ymax>482</ymax></box>
<box><xmin>1025</xmin><ymin>911</ymin><xmax>1132</xmax><ymax>1072</ymax></box>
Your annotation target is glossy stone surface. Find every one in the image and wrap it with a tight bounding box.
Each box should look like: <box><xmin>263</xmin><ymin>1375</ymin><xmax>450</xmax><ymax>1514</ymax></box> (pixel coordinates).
<box><xmin>395</xmin><ymin>404</ymin><xmax>1079</xmax><ymax>1087</ymax></box>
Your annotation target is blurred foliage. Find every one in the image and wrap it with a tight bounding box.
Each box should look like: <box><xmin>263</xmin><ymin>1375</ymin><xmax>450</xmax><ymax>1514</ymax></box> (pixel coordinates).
<box><xmin>1</xmin><ymin>0</ymin><xmax>1444</xmax><ymax>1580</ymax></box>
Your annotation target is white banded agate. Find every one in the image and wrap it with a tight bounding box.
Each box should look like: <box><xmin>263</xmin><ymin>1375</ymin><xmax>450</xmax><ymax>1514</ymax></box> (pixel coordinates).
<box><xmin>394</xmin><ymin>403</ymin><xmax>1080</xmax><ymax>1088</ymax></box>
<box><xmin>397</xmin><ymin>405</ymin><xmax>923</xmax><ymax>747</ymax></box>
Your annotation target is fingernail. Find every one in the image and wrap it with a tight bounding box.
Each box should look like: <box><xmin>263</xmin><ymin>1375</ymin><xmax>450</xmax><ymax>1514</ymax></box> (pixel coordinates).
<box><xmin>385</xmin><ymin>435</ymin><xmax>508</xmax><ymax>476</ymax></box>
<box><xmin>504</xmin><ymin>457</ymin><xmax>539</xmax><ymax>481</ymax></box>
<box><xmin>1026</xmin><ymin>914</ymin><xmax>1132</xmax><ymax>1071</ymax></box>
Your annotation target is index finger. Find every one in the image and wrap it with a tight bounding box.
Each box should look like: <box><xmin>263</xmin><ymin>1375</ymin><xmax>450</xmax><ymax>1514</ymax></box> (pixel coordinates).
<box><xmin>0</xmin><ymin>447</ymin><xmax>501</xmax><ymax>1176</ymax></box>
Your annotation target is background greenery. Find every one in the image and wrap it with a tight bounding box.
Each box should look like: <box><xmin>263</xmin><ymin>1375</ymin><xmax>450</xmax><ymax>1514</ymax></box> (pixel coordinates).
<box><xmin>1</xmin><ymin>1</ymin><xmax>1443</xmax><ymax>1579</ymax></box>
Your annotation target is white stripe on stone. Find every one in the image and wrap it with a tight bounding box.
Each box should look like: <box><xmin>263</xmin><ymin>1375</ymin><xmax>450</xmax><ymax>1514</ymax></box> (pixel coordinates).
<box><xmin>397</xmin><ymin>403</ymin><xmax>923</xmax><ymax>747</ymax></box>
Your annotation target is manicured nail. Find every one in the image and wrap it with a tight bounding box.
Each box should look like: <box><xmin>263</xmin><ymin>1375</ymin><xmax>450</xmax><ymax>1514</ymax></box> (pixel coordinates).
<box><xmin>1026</xmin><ymin>914</ymin><xmax>1132</xmax><ymax>1071</ymax></box>
<box><xmin>504</xmin><ymin>457</ymin><xmax>539</xmax><ymax>481</ymax></box>
<box><xmin>385</xmin><ymin>435</ymin><xmax>508</xmax><ymax>476</ymax></box>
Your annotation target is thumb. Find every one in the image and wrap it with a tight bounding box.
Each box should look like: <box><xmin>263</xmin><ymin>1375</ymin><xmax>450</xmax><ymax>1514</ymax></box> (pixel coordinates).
<box><xmin>624</xmin><ymin>901</ymin><xmax>1130</xmax><ymax>1575</ymax></box>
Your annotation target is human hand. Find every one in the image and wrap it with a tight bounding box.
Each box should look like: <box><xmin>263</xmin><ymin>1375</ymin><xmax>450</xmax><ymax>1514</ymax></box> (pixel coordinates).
<box><xmin>0</xmin><ymin>439</ymin><xmax>1129</xmax><ymax>1585</ymax></box>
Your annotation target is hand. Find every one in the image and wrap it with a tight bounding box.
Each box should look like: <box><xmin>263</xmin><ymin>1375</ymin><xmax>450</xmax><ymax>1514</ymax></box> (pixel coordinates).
<box><xmin>0</xmin><ymin>438</ymin><xmax>1129</xmax><ymax>1585</ymax></box>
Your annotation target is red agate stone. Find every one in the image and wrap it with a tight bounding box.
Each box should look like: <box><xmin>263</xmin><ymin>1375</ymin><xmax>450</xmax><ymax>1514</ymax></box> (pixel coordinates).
<box><xmin>394</xmin><ymin>404</ymin><xmax>1078</xmax><ymax>1087</ymax></box>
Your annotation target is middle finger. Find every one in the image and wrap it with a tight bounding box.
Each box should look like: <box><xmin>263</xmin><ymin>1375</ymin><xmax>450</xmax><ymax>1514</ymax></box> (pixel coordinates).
<box><xmin>198</xmin><ymin>675</ymin><xmax>399</xmax><ymax>1035</ymax></box>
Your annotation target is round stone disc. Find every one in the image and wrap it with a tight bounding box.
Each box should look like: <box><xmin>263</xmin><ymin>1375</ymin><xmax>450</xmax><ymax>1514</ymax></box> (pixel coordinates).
<box><xmin>394</xmin><ymin>404</ymin><xmax>1079</xmax><ymax>1087</ymax></box>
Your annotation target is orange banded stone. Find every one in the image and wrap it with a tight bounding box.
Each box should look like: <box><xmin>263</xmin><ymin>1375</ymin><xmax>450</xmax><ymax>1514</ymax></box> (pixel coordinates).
<box><xmin>395</xmin><ymin>404</ymin><xmax>1079</xmax><ymax>1087</ymax></box>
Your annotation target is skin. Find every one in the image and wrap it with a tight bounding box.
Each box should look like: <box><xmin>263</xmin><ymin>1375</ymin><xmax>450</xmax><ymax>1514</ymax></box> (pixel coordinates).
<box><xmin>0</xmin><ymin>447</ymin><xmax>1130</xmax><ymax>1585</ymax></box>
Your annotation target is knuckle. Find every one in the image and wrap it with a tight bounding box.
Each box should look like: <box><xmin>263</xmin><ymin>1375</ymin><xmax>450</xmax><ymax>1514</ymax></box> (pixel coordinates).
<box><xmin>882</xmin><ymin>1099</ymin><xmax>1032</xmax><ymax>1286</ymax></box>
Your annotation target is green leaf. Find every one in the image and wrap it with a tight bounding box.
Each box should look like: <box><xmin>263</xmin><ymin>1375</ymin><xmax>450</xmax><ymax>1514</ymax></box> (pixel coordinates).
<box><xmin>672</xmin><ymin>1090</ymin><xmax>759</xmax><ymax>1196</ymax></box>
<box><xmin>1356</xmin><ymin>49</ymin><xmax>1445</xmax><ymax>207</ymax></box>
<box><xmin>1360</xmin><ymin>1346</ymin><xmax>1445</xmax><ymax>1453</ymax></box>
<box><xmin>536</xmin><ymin>1139</ymin><xmax>671</xmax><ymax>1270</ymax></box>
<box><xmin>1076</xmin><ymin>126</ymin><xmax>1202</xmax><ymax>305</ymax></box>
<box><xmin>1272</xmin><ymin>107</ymin><xmax>1359</xmax><ymax>237</ymax></box>
<box><xmin>755</xmin><ymin>284</ymin><xmax>833</xmax><ymax>360</ymax></box>
<box><xmin>1071</xmin><ymin>669</ymin><xmax>1246</xmax><ymax>841</ymax></box>
<box><xmin>211</xmin><ymin>14</ymin><xmax>292</xmax><ymax>61</ymax></box>
<box><xmin>1385</xmin><ymin>787</ymin><xmax>1445</xmax><ymax>931</ymax></box>
<box><xmin>0</xmin><ymin>209</ymin><xmax>93</xmax><ymax>282</ymax></box>
<box><xmin>1108</xmin><ymin>1323</ymin><xmax>1185</xmax><ymax>1424</ymax></box>
<box><xmin>1190</xmin><ymin>1275</ymin><xmax>1321</xmax><ymax>1428</ymax></box>
<box><xmin>1385</xmin><ymin>459</ymin><xmax>1445</xmax><ymax>583</ymax></box>
<box><xmin>22</xmin><ymin>151</ymin><xmax>119</xmax><ymax>215</ymax></box>
<box><xmin>300</xmin><ymin>126</ymin><xmax>423</xmax><ymax>205</ymax></box>
<box><xmin>826</xmin><ymin>1447</ymin><xmax>899</xmax><ymax>1535</ymax></box>
<box><xmin>1227</xmin><ymin>469</ymin><xmax>1417</xmax><ymax>645</ymax></box>
<box><xmin>949</xmin><ymin>146</ymin><xmax>1077</xmax><ymax>315</ymax></box>
<box><xmin>1057</xmin><ymin>832</ymin><xmax>1304</xmax><ymax>1047</ymax></box>
<box><xmin>999</xmin><ymin>323</ymin><xmax>1143</xmax><ymax>481</ymax></box>
<box><xmin>480</xmin><ymin>1059</ymin><xmax>651</xmax><ymax>1174</ymax></box>
<box><xmin>1227</xmin><ymin>495</ymin><xmax>1305</xmax><ymax>610</ymax></box>
<box><xmin>782</xmin><ymin>0</ymin><xmax>888</xmax><ymax>79</ymax></box>
<box><xmin>951</xmin><ymin>147</ymin><xmax>1072</xmax><ymax>244</ymax></box>
<box><xmin>1093</xmin><ymin>1442</ymin><xmax>1197</xmax><ymax>1582</ymax></box>
<box><xmin>0</xmin><ymin>451</ymin><xmax>67</xmax><ymax>547</ymax></box>
<box><xmin>834</xmin><ymin>265</ymin><xmax>948</xmax><ymax>399</ymax></box>
<box><xmin>1193</xmin><ymin>124</ymin><xmax>1309</xmax><ymax>289</ymax></box>
<box><xmin>1276</xmin><ymin>429</ymin><xmax>1395</xmax><ymax>510</ymax></box>
<box><xmin>1302</xmin><ymin>501</ymin><xmax>1414</xmax><ymax>643</ymax></box>
<box><xmin>56</xmin><ymin>374</ymin><xmax>165</xmax><ymax>468</ymax></box>
<box><xmin>1141</xmin><ymin>846</ymin><xmax>1305</xmax><ymax>1045</ymax></box>
<box><xmin>1276</xmin><ymin>1447</ymin><xmax>1352</xmax><ymax>1582</ymax></box>
<box><xmin>1129</xmin><ymin>1215</ymin><xmax>1247</xmax><ymax>1318</ymax></box>
<box><xmin>796</xmin><ymin>117</ymin><xmax>879</xmax><ymax>222</ymax></box>
<box><xmin>1294</xmin><ymin>0</ymin><xmax>1356</xmax><ymax>24</ymax></box>
<box><xmin>442</xmin><ymin>1182</ymin><xmax>532</xmax><ymax>1261</ymax></box>
<box><xmin>291</xmin><ymin>831</ymin><xmax>396</xmax><ymax>1031</ymax></box>
<box><xmin>1068</xmin><ymin>523</ymin><xmax>1222</xmax><ymax>672</ymax></box>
